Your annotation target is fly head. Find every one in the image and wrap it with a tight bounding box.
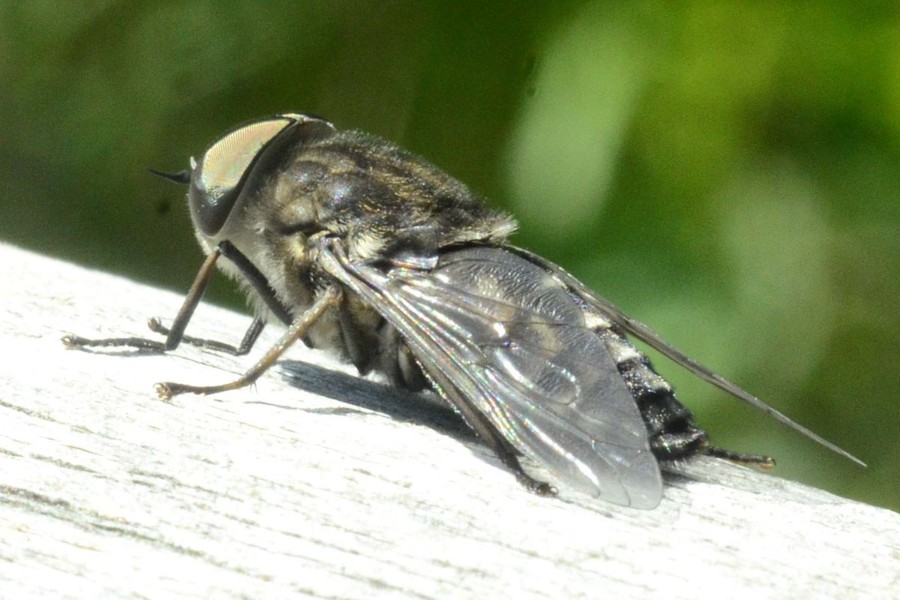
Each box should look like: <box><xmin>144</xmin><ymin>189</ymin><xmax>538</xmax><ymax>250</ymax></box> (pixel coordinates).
<box><xmin>185</xmin><ymin>113</ymin><xmax>337</xmax><ymax>245</ymax></box>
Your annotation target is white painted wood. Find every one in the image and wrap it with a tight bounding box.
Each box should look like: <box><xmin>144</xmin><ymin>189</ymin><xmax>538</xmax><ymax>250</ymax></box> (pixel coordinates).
<box><xmin>0</xmin><ymin>241</ymin><xmax>897</xmax><ymax>599</ymax></box>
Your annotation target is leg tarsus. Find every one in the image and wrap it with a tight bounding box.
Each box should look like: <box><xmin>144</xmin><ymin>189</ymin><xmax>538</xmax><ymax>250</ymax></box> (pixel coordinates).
<box><xmin>513</xmin><ymin>468</ymin><xmax>558</xmax><ymax>497</ymax></box>
<box><xmin>705</xmin><ymin>446</ymin><xmax>776</xmax><ymax>470</ymax></box>
<box><xmin>492</xmin><ymin>444</ymin><xmax>557</xmax><ymax>496</ymax></box>
<box><xmin>155</xmin><ymin>379</ymin><xmax>253</xmax><ymax>400</ymax></box>
<box><xmin>62</xmin><ymin>334</ymin><xmax>166</xmax><ymax>353</ymax></box>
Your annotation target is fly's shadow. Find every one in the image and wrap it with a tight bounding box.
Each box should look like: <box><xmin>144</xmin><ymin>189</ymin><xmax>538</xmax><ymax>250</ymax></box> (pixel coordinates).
<box><xmin>277</xmin><ymin>361</ymin><xmax>719</xmax><ymax>503</ymax></box>
<box><xmin>277</xmin><ymin>360</ymin><xmax>475</xmax><ymax>444</ymax></box>
<box><xmin>278</xmin><ymin>361</ymin><xmax>758</xmax><ymax>504</ymax></box>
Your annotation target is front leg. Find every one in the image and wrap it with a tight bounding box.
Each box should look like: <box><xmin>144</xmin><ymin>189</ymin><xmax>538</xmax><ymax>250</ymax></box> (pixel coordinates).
<box><xmin>156</xmin><ymin>285</ymin><xmax>342</xmax><ymax>399</ymax></box>
<box><xmin>63</xmin><ymin>248</ymin><xmax>223</xmax><ymax>353</ymax></box>
<box><xmin>62</xmin><ymin>315</ymin><xmax>267</xmax><ymax>357</ymax></box>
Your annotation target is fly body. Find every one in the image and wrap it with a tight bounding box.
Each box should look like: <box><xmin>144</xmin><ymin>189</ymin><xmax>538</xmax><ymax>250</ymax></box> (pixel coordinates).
<box><xmin>64</xmin><ymin>113</ymin><xmax>863</xmax><ymax>509</ymax></box>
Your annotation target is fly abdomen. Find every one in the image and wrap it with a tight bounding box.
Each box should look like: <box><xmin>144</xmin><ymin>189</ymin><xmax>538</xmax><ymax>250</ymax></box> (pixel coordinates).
<box><xmin>597</xmin><ymin>328</ymin><xmax>709</xmax><ymax>461</ymax></box>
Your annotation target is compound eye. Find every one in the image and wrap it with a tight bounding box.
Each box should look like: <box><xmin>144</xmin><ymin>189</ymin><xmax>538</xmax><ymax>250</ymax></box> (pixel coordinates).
<box><xmin>190</xmin><ymin>117</ymin><xmax>295</xmax><ymax>236</ymax></box>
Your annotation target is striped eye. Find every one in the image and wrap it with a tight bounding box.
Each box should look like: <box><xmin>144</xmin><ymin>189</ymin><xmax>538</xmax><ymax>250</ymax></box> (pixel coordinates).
<box><xmin>188</xmin><ymin>116</ymin><xmax>298</xmax><ymax>236</ymax></box>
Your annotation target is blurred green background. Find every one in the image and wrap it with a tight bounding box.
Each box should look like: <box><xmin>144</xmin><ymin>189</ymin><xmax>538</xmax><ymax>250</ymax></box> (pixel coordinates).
<box><xmin>1</xmin><ymin>2</ymin><xmax>896</xmax><ymax>511</ymax></box>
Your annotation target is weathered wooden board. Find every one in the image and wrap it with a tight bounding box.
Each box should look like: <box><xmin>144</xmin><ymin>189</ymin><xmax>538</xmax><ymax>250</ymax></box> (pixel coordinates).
<box><xmin>1</xmin><ymin>242</ymin><xmax>897</xmax><ymax>598</ymax></box>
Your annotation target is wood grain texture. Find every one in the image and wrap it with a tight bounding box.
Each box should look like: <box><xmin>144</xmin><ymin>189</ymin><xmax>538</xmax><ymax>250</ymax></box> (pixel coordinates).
<box><xmin>1</xmin><ymin>241</ymin><xmax>897</xmax><ymax>599</ymax></box>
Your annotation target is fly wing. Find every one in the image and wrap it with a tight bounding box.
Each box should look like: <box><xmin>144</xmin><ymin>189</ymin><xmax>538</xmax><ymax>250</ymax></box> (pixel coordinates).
<box><xmin>508</xmin><ymin>246</ymin><xmax>866</xmax><ymax>467</ymax></box>
<box><xmin>318</xmin><ymin>241</ymin><xmax>663</xmax><ymax>508</ymax></box>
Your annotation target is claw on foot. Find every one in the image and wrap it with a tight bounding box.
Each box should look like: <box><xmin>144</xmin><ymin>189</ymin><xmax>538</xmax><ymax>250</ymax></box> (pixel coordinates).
<box><xmin>61</xmin><ymin>334</ymin><xmax>80</xmax><ymax>348</ymax></box>
<box><xmin>533</xmin><ymin>482</ymin><xmax>558</xmax><ymax>497</ymax></box>
<box><xmin>155</xmin><ymin>381</ymin><xmax>213</xmax><ymax>400</ymax></box>
<box><xmin>155</xmin><ymin>382</ymin><xmax>175</xmax><ymax>400</ymax></box>
<box><xmin>515</xmin><ymin>471</ymin><xmax>557</xmax><ymax>497</ymax></box>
